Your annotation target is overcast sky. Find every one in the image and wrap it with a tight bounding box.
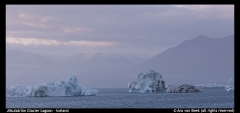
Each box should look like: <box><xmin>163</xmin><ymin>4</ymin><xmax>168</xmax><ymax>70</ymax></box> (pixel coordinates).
<box><xmin>6</xmin><ymin>5</ymin><xmax>234</xmax><ymax>59</ymax></box>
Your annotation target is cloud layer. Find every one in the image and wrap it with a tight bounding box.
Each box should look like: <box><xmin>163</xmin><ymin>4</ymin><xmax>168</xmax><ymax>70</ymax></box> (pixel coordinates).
<box><xmin>6</xmin><ymin>5</ymin><xmax>234</xmax><ymax>58</ymax></box>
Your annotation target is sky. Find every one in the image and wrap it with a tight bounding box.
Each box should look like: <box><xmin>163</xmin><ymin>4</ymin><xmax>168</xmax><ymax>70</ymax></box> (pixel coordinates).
<box><xmin>6</xmin><ymin>5</ymin><xmax>234</xmax><ymax>59</ymax></box>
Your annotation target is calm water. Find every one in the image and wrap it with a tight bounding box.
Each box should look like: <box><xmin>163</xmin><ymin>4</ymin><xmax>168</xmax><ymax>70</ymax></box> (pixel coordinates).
<box><xmin>6</xmin><ymin>88</ymin><xmax>234</xmax><ymax>108</ymax></box>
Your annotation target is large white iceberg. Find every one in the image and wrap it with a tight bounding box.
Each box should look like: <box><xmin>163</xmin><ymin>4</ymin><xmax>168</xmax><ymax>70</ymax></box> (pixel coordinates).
<box><xmin>166</xmin><ymin>84</ymin><xmax>201</xmax><ymax>93</ymax></box>
<box><xmin>225</xmin><ymin>78</ymin><xmax>234</xmax><ymax>91</ymax></box>
<box><xmin>6</xmin><ymin>74</ymin><xmax>98</xmax><ymax>97</ymax></box>
<box><xmin>128</xmin><ymin>70</ymin><xmax>165</xmax><ymax>93</ymax></box>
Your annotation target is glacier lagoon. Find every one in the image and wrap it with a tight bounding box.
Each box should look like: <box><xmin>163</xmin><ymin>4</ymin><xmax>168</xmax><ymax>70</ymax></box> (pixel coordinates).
<box><xmin>6</xmin><ymin>88</ymin><xmax>234</xmax><ymax>108</ymax></box>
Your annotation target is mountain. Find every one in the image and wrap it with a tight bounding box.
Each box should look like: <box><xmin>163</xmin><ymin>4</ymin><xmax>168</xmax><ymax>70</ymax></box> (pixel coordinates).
<box><xmin>132</xmin><ymin>35</ymin><xmax>234</xmax><ymax>85</ymax></box>
<box><xmin>6</xmin><ymin>50</ymin><xmax>58</xmax><ymax>67</ymax></box>
<box><xmin>6</xmin><ymin>51</ymin><xmax>146</xmax><ymax>88</ymax></box>
<box><xmin>87</xmin><ymin>52</ymin><xmax>135</xmax><ymax>66</ymax></box>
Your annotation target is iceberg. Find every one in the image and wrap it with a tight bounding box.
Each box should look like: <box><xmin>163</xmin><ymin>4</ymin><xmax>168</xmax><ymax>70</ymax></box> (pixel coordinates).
<box><xmin>166</xmin><ymin>84</ymin><xmax>201</xmax><ymax>93</ymax></box>
<box><xmin>6</xmin><ymin>85</ymin><xmax>32</xmax><ymax>97</ymax></box>
<box><xmin>225</xmin><ymin>78</ymin><xmax>234</xmax><ymax>91</ymax></box>
<box><xmin>194</xmin><ymin>83</ymin><xmax>226</xmax><ymax>88</ymax></box>
<box><xmin>128</xmin><ymin>70</ymin><xmax>165</xmax><ymax>93</ymax></box>
<box><xmin>165</xmin><ymin>84</ymin><xmax>175</xmax><ymax>93</ymax></box>
<box><xmin>6</xmin><ymin>74</ymin><xmax>98</xmax><ymax>97</ymax></box>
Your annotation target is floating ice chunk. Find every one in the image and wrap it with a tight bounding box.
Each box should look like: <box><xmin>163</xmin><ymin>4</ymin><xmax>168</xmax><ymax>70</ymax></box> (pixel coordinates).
<box><xmin>46</xmin><ymin>85</ymin><xmax>66</xmax><ymax>96</ymax></box>
<box><xmin>80</xmin><ymin>85</ymin><xmax>99</xmax><ymax>96</ymax></box>
<box><xmin>128</xmin><ymin>70</ymin><xmax>166</xmax><ymax>93</ymax></box>
<box><xmin>6</xmin><ymin>85</ymin><xmax>31</xmax><ymax>97</ymax></box>
<box><xmin>166</xmin><ymin>84</ymin><xmax>201</xmax><ymax>93</ymax></box>
<box><xmin>225</xmin><ymin>78</ymin><xmax>234</xmax><ymax>92</ymax></box>
<box><xmin>194</xmin><ymin>83</ymin><xmax>226</xmax><ymax>88</ymax></box>
<box><xmin>6</xmin><ymin>74</ymin><xmax>98</xmax><ymax>97</ymax></box>
<box><xmin>27</xmin><ymin>85</ymin><xmax>49</xmax><ymax>97</ymax></box>
<box><xmin>166</xmin><ymin>84</ymin><xmax>175</xmax><ymax>93</ymax></box>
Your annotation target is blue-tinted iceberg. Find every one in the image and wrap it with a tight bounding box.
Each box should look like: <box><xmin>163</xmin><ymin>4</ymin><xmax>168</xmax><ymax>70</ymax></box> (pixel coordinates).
<box><xmin>128</xmin><ymin>70</ymin><xmax>165</xmax><ymax>93</ymax></box>
<box><xmin>6</xmin><ymin>74</ymin><xmax>98</xmax><ymax>97</ymax></box>
<box><xmin>165</xmin><ymin>84</ymin><xmax>175</xmax><ymax>93</ymax></box>
<box><xmin>225</xmin><ymin>78</ymin><xmax>234</xmax><ymax>91</ymax></box>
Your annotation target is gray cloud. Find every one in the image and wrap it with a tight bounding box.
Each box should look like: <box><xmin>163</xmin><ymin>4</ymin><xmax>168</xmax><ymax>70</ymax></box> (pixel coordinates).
<box><xmin>6</xmin><ymin>5</ymin><xmax>234</xmax><ymax>58</ymax></box>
